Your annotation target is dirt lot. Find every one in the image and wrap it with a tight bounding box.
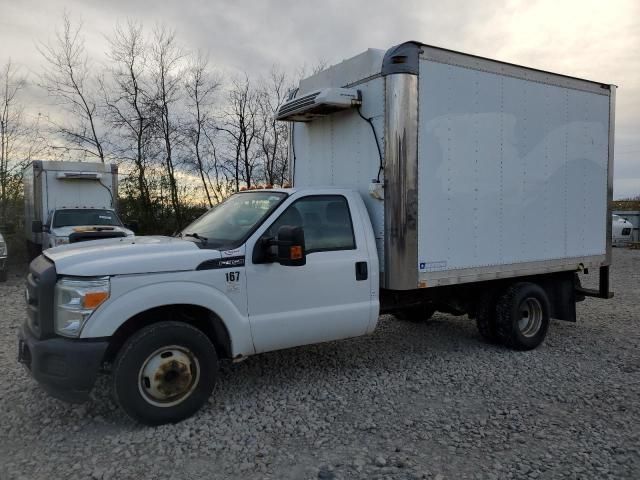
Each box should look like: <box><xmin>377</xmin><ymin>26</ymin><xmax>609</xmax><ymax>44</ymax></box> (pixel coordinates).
<box><xmin>0</xmin><ymin>249</ymin><xmax>638</xmax><ymax>480</ymax></box>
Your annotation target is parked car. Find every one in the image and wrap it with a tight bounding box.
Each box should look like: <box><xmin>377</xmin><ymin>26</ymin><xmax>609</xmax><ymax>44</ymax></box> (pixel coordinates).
<box><xmin>612</xmin><ymin>214</ymin><xmax>633</xmax><ymax>246</ymax></box>
<box><xmin>0</xmin><ymin>232</ymin><xmax>7</xmax><ymax>282</ymax></box>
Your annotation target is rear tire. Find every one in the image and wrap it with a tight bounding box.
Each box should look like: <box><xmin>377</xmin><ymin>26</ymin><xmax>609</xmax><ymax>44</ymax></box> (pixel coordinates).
<box><xmin>476</xmin><ymin>296</ymin><xmax>500</xmax><ymax>344</ymax></box>
<box><xmin>112</xmin><ymin>321</ymin><xmax>218</xmax><ymax>425</ymax></box>
<box><xmin>495</xmin><ymin>282</ymin><xmax>550</xmax><ymax>350</ymax></box>
<box><xmin>0</xmin><ymin>270</ymin><xmax>7</xmax><ymax>282</ymax></box>
<box><xmin>393</xmin><ymin>305</ymin><xmax>436</xmax><ymax>323</ymax></box>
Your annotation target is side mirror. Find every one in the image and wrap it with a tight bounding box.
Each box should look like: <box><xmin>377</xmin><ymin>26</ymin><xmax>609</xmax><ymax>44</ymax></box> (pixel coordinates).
<box><xmin>253</xmin><ymin>225</ymin><xmax>306</xmax><ymax>266</ymax></box>
<box><xmin>275</xmin><ymin>226</ymin><xmax>306</xmax><ymax>267</ymax></box>
<box><xmin>32</xmin><ymin>220</ymin><xmax>43</xmax><ymax>233</ymax></box>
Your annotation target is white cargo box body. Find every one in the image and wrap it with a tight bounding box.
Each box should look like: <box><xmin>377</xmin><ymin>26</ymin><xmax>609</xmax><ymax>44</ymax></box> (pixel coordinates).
<box><xmin>288</xmin><ymin>42</ymin><xmax>614</xmax><ymax>290</ymax></box>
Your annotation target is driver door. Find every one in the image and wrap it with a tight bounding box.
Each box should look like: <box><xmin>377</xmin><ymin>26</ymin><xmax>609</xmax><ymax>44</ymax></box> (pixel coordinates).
<box><xmin>245</xmin><ymin>194</ymin><xmax>374</xmax><ymax>353</ymax></box>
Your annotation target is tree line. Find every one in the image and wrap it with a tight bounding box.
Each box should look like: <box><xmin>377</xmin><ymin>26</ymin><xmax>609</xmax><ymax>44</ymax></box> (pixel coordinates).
<box><xmin>0</xmin><ymin>13</ymin><xmax>313</xmax><ymax>236</ymax></box>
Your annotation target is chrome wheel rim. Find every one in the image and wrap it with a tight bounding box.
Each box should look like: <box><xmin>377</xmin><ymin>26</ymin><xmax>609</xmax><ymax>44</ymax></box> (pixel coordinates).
<box><xmin>138</xmin><ymin>345</ymin><xmax>200</xmax><ymax>407</ymax></box>
<box><xmin>518</xmin><ymin>298</ymin><xmax>543</xmax><ymax>337</ymax></box>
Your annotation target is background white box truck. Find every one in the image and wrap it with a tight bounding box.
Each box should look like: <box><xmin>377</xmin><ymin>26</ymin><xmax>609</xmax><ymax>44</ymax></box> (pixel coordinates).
<box><xmin>18</xmin><ymin>42</ymin><xmax>615</xmax><ymax>425</ymax></box>
<box><xmin>23</xmin><ymin>161</ymin><xmax>133</xmax><ymax>258</ymax></box>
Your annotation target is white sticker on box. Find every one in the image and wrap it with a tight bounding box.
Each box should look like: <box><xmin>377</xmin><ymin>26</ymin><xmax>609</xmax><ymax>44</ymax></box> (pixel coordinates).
<box><xmin>419</xmin><ymin>261</ymin><xmax>447</xmax><ymax>272</ymax></box>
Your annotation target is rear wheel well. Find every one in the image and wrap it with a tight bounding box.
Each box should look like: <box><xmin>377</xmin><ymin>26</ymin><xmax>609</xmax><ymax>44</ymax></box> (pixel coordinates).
<box><xmin>102</xmin><ymin>304</ymin><xmax>232</xmax><ymax>366</ymax></box>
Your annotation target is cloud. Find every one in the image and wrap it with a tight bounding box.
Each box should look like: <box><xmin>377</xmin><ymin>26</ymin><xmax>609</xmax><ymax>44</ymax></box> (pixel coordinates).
<box><xmin>1</xmin><ymin>0</ymin><xmax>638</xmax><ymax>197</ymax></box>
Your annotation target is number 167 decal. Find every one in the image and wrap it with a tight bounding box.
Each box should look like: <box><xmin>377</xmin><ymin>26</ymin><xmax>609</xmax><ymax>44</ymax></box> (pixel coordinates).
<box><xmin>225</xmin><ymin>271</ymin><xmax>240</xmax><ymax>282</ymax></box>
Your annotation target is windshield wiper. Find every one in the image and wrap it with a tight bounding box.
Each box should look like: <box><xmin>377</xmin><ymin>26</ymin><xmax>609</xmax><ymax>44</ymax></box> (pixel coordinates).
<box><xmin>182</xmin><ymin>232</ymin><xmax>208</xmax><ymax>245</ymax></box>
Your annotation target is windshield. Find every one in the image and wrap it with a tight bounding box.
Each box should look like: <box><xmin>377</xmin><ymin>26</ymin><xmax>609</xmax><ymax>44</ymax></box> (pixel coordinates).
<box><xmin>181</xmin><ymin>191</ymin><xmax>287</xmax><ymax>249</ymax></box>
<box><xmin>53</xmin><ymin>209</ymin><xmax>123</xmax><ymax>228</ymax></box>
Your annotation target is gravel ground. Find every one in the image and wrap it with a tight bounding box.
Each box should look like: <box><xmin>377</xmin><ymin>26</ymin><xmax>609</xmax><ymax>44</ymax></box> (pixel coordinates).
<box><xmin>0</xmin><ymin>249</ymin><xmax>639</xmax><ymax>480</ymax></box>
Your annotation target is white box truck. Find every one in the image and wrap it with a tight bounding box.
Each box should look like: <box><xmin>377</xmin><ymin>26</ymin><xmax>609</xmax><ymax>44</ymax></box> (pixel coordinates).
<box><xmin>23</xmin><ymin>161</ymin><xmax>133</xmax><ymax>258</ymax></box>
<box><xmin>18</xmin><ymin>42</ymin><xmax>615</xmax><ymax>425</ymax></box>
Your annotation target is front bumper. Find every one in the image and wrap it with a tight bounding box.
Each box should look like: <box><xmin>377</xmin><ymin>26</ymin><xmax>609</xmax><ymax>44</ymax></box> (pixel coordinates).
<box><xmin>18</xmin><ymin>324</ymin><xmax>109</xmax><ymax>403</ymax></box>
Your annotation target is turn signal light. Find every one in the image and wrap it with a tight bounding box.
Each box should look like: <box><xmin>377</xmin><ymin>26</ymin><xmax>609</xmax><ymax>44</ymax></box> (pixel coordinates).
<box><xmin>290</xmin><ymin>246</ymin><xmax>303</xmax><ymax>260</ymax></box>
<box><xmin>83</xmin><ymin>291</ymin><xmax>109</xmax><ymax>309</ymax></box>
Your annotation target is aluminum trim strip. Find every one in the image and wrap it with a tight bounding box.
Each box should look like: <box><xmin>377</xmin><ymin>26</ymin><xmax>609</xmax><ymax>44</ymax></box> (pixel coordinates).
<box><xmin>383</xmin><ymin>74</ymin><xmax>419</xmax><ymax>289</ymax></box>
<box><xmin>419</xmin><ymin>255</ymin><xmax>606</xmax><ymax>287</ymax></box>
<box><xmin>605</xmin><ymin>86</ymin><xmax>616</xmax><ymax>265</ymax></box>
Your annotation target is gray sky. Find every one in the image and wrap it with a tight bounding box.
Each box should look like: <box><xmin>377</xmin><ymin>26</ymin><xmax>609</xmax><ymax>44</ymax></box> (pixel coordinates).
<box><xmin>1</xmin><ymin>0</ymin><xmax>639</xmax><ymax>198</ymax></box>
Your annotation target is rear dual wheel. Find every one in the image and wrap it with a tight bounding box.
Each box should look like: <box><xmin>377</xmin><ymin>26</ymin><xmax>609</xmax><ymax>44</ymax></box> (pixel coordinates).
<box><xmin>477</xmin><ymin>282</ymin><xmax>550</xmax><ymax>350</ymax></box>
<box><xmin>476</xmin><ymin>296</ymin><xmax>500</xmax><ymax>343</ymax></box>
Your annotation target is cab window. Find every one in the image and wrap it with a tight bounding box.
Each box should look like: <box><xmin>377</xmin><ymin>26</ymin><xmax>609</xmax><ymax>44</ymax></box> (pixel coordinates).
<box><xmin>267</xmin><ymin>195</ymin><xmax>356</xmax><ymax>253</ymax></box>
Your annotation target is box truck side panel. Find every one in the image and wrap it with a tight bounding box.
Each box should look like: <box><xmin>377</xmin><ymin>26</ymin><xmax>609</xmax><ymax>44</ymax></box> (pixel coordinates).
<box><xmin>293</xmin><ymin>77</ymin><xmax>386</xmax><ymax>266</ymax></box>
<box><xmin>417</xmin><ymin>58</ymin><xmax>610</xmax><ymax>284</ymax></box>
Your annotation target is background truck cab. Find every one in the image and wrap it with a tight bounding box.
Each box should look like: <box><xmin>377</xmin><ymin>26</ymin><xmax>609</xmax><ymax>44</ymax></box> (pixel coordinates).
<box><xmin>23</xmin><ymin>161</ymin><xmax>133</xmax><ymax>258</ymax></box>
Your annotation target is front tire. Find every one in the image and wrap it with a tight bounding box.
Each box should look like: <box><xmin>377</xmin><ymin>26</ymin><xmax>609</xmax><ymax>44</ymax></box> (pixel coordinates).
<box><xmin>495</xmin><ymin>282</ymin><xmax>550</xmax><ymax>350</ymax></box>
<box><xmin>112</xmin><ymin>321</ymin><xmax>218</xmax><ymax>425</ymax></box>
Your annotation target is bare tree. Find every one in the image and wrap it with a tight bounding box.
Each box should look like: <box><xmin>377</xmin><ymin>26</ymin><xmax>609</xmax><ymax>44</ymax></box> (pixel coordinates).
<box><xmin>103</xmin><ymin>20</ymin><xmax>154</xmax><ymax>217</ymax></box>
<box><xmin>150</xmin><ymin>25</ymin><xmax>184</xmax><ymax>228</ymax></box>
<box><xmin>219</xmin><ymin>75</ymin><xmax>260</xmax><ymax>191</ymax></box>
<box><xmin>38</xmin><ymin>12</ymin><xmax>105</xmax><ymax>162</ymax></box>
<box><xmin>257</xmin><ymin>67</ymin><xmax>291</xmax><ymax>187</ymax></box>
<box><xmin>184</xmin><ymin>52</ymin><xmax>222</xmax><ymax>207</ymax></box>
<box><xmin>0</xmin><ymin>60</ymin><xmax>27</xmax><ymax>225</ymax></box>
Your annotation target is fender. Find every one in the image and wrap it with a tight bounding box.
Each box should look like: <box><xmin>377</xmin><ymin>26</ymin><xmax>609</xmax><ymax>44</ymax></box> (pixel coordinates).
<box><xmin>80</xmin><ymin>280</ymin><xmax>255</xmax><ymax>357</ymax></box>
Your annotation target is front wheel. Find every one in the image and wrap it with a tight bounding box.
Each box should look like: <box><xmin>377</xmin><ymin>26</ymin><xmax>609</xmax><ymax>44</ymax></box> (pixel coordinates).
<box><xmin>112</xmin><ymin>321</ymin><xmax>218</xmax><ymax>425</ymax></box>
<box><xmin>495</xmin><ymin>282</ymin><xmax>550</xmax><ymax>350</ymax></box>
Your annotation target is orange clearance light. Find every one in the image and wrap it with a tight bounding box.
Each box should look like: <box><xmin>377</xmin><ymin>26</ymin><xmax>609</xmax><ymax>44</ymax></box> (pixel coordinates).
<box><xmin>290</xmin><ymin>245</ymin><xmax>303</xmax><ymax>260</ymax></box>
<box><xmin>83</xmin><ymin>291</ymin><xmax>109</xmax><ymax>309</ymax></box>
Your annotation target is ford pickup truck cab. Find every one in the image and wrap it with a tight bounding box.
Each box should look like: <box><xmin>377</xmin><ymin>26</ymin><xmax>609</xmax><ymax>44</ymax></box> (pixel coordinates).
<box><xmin>42</xmin><ymin>207</ymin><xmax>134</xmax><ymax>249</ymax></box>
<box><xmin>19</xmin><ymin>188</ymin><xmax>379</xmax><ymax>424</ymax></box>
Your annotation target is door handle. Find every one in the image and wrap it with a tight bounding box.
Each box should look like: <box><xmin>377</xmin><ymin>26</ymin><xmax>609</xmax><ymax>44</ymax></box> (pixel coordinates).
<box><xmin>355</xmin><ymin>261</ymin><xmax>368</xmax><ymax>281</ymax></box>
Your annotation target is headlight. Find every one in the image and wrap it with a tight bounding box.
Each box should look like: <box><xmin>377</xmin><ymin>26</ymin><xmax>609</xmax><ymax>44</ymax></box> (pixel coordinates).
<box><xmin>0</xmin><ymin>242</ymin><xmax>6</xmax><ymax>256</ymax></box>
<box><xmin>54</xmin><ymin>277</ymin><xmax>110</xmax><ymax>337</ymax></box>
<box><xmin>54</xmin><ymin>237</ymin><xmax>69</xmax><ymax>246</ymax></box>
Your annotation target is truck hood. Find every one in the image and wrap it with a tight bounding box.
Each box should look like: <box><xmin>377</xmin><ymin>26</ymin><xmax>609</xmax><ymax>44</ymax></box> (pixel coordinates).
<box><xmin>43</xmin><ymin>236</ymin><xmax>222</xmax><ymax>276</ymax></box>
<box><xmin>50</xmin><ymin>225</ymin><xmax>134</xmax><ymax>238</ymax></box>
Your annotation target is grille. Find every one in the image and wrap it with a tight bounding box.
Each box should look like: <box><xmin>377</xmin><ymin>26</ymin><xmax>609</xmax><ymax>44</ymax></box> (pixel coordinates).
<box><xmin>26</xmin><ymin>271</ymin><xmax>40</xmax><ymax>336</ymax></box>
<box><xmin>69</xmin><ymin>231</ymin><xmax>126</xmax><ymax>243</ymax></box>
<box><xmin>25</xmin><ymin>255</ymin><xmax>56</xmax><ymax>339</ymax></box>
<box><xmin>277</xmin><ymin>91</ymin><xmax>320</xmax><ymax>117</ymax></box>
